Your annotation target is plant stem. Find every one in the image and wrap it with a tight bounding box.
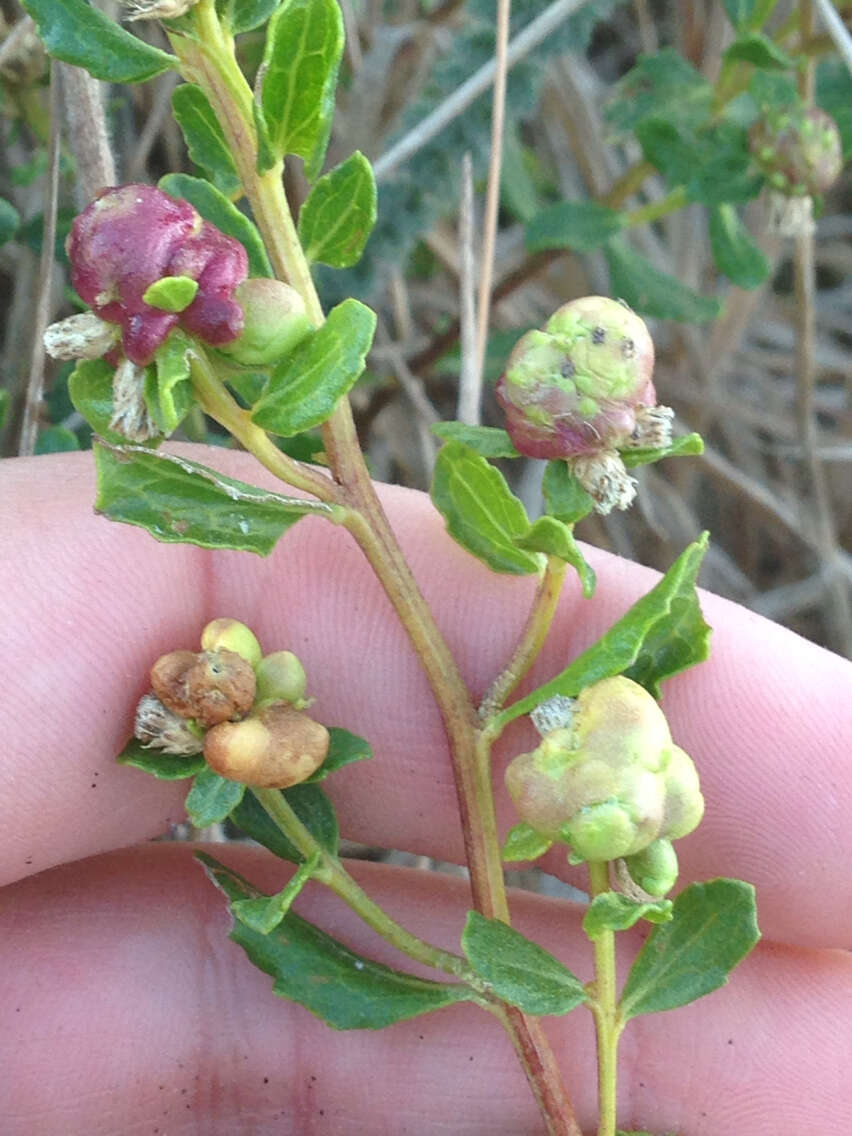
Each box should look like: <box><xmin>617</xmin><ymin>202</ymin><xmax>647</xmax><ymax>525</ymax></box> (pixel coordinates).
<box><xmin>588</xmin><ymin>860</ymin><xmax>621</xmax><ymax>1136</ymax></box>
<box><xmin>625</xmin><ymin>185</ymin><xmax>688</xmax><ymax>229</ymax></box>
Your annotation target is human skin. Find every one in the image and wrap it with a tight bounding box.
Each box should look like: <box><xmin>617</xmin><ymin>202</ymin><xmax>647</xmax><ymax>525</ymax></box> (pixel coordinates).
<box><xmin>1</xmin><ymin>448</ymin><xmax>850</xmax><ymax>1135</ymax></box>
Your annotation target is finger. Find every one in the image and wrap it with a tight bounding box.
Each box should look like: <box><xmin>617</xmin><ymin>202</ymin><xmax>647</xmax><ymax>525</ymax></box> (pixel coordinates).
<box><xmin>1</xmin><ymin>450</ymin><xmax>850</xmax><ymax>948</ymax></box>
<box><xmin>2</xmin><ymin>844</ymin><xmax>850</xmax><ymax>1135</ymax></box>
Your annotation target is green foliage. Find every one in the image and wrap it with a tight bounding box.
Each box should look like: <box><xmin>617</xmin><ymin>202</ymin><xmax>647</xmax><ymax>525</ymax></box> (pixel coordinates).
<box><xmin>116</xmin><ymin>738</ymin><xmax>206</xmax><ymax>781</ymax></box>
<box><xmin>501</xmin><ymin>822</ymin><xmax>553</xmax><ymax>863</ymax></box>
<box><xmin>0</xmin><ymin>198</ymin><xmax>20</xmax><ymax>247</ymax></box>
<box><xmin>144</xmin><ymin>330</ymin><xmax>194</xmax><ymax>437</ymax></box>
<box><xmin>232</xmin><ymin>783</ymin><xmax>339</xmax><ymax>861</ymax></box>
<box><xmin>723</xmin><ymin>33</ymin><xmax>794</xmax><ymax>71</ymax></box>
<box><xmin>261</xmin><ymin>0</ymin><xmax>344</xmax><ymax>181</ymax></box>
<box><xmin>231</xmin><ymin>855</ymin><xmax>320</xmax><ymax>934</ymax></box>
<box><xmin>526</xmin><ymin>200</ymin><xmax>626</xmax><ymax>253</ymax></box>
<box><xmin>69</xmin><ymin>359</ymin><xmax>158</xmax><ymax>447</ymax></box>
<box><xmin>817</xmin><ymin>60</ymin><xmax>852</xmax><ymax>159</ymax></box>
<box><xmin>431</xmin><ymin>442</ymin><xmax>541</xmax><ymax>576</ymax></box>
<box><xmin>430</xmin><ymin>422</ymin><xmax>519</xmax><ymax>459</ymax></box>
<box><xmin>252</xmin><ymin>299</ymin><xmax>376</xmax><ymax>435</ymax></box>
<box><xmin>619</xmin><ymin>879</ymin><xmax>760</xmax><ymax>1020</ymax></box>
<box><xmin>305</xmin><ymin>727</ymin><xmax>372</xmax><ymax>783</ymax></box>
<box><xmin>158</xmin><ymin>173</ymin><xmax>273</xmax><ymax>278</ymax></box>
<box><xmin>605</xmin><ymin>238</ymin><xmax>721</xmax><ymax>323</ymax></box>
<box><xmin>185</xmin><ymin>766</ymin><xmax>246</xmax><ymax>826</ymax></box>
<box><xmin>721</xmin><ymin>0</ymin><xmax>761</xmax><ymax>31</ymax></box>
<box><xmin>515</xmin><ymin>516</ymin><xmax>596</xmax><ymax>599</ymax></box>
<box><xmin>94</xmin><ymin>442</ymin><xmax>331</xmax><ymax>554</ymax></box>
<box><xmin>142</xmin><ymin>275</ymin><xmax>199</xmax><ymax>313</ymax></box>
<box><xmin>542</xmin><ymin>462</ymin><xmax>595</xmax><ymax>524</ymax></box>
<box><xmin>635</xmin><ymin>119</ymin><xmax>760</xmax><ymax>205</ymax></box>
<box><xmin>171</xmin><ymin>84</ymin><xmax>241</xmax><ymax>198</ymax></box>
<box><xmin>582</xmin><ymin>892</ymin><xmax>672</xmax><ymax>940</ymax></box>
<box><xmin>199</xmin><ymin>853</ymin><xmax>478</xmax><ymax>1028</ymax></box>
<box><xmin>21</xmin><ymin>0</ymin><xmax>175</xmax><ymax>83</ymax></box>
<box><xmin>708</xmin><ymin>204</ymin><xmax>770</xmax><ymax>289</ymax></box>
<box><xmin>35</xmin><ymin>426</ymin><xmax>80</xmax><ymax>454</ymax></box>
<box><xmin>606</xmin><ymin>49</ymin><xmax>712</xmax><ymax>135</ymax></box>
<box><xmin>620</xmin><ymin>433</ymin><xmax>705</xmax><ymax>470</ymax></box>
<box><xmin>462</xmin><ymin>912</ymin><xmax>588</xmax><ymax>1015</ymax></box>
<box><xmin>0</xmin><ymin>391</ymin><xmax>8</xmax><ymax>431</ymax></box>
<box><xmin>298</xmin><ymin>152</ymin><xmax>377</xmax><ymax>267</ymax></box>
<box><xmin>217</xmin><ymin>0</ymin><xmax>281</xmax><ymax>35</ymax></box>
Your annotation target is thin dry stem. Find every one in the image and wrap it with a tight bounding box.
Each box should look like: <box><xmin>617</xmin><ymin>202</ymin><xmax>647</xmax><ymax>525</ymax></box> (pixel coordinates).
<box><xmin>457</xmin><ymin>153</ymin><xmax>480</xmax><ymax>424</ymax></box>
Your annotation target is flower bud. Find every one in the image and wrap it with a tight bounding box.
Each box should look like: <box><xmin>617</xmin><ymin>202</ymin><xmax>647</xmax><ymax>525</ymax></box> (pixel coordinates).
<box><xmin>750</xmin><ymin>105</ymin><xmax>843</xmax><ymax>198</ymax></box>
<box><xmin>204</xmin><ymin>703</ymin><xmax>329</xmax><ymax>788</ymax></box>
<box><xmin>216</xmin><ymin>279</ymin><xmax>312</xmax><ymax>367</ymax></box>
<box><xmin>659</xmin><ymin>744</ymin><xmax>704</xmax><ymax>840</ymax></box>
<box><xmin>200</xmin><ymin>618</ymin><xmax>262</xmax><ymax>669</ymax></box>
<box><xmin>150</xmin><ymin>647</ymin><xmax>256</xmax><ymax>727</ymax></box>
<box><xmin>255</xmin><ymin>651</ymin><xmax>308</xmax><ymax>707</ymax></box>
<box><xmin>622</xmin><ymin>837</ymin><xmax>678</xmax><ymax>897</ymax></box>
<box><xmin>134</xmin><ymin>693</ymin><xmax>203</xmax><ymax>755</ymax></box>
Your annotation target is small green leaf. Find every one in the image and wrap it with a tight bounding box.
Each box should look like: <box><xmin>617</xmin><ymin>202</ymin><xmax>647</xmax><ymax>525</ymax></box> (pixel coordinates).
<box><xmin>501</xmin><ymin>822</ymin><xmax>553</xmax><ymax>863</ymax></box>
<box><xmin>723</xmin><ymin>33</ymin><xmax>794</xmax><ymax>71</ymax></box>
<box><xmin>298</xmin><ymin>151</ymin><xmax>377</xmax><ymax>268</ymax></box>
<box><xmin>605</xmin><ymin>238</ymin><xmax>721</xmax><ymax>324</ymax></box>
<box><xmin>232</xmin><ymin>783</ymin><xmax>339</xmax><ymax>862</ymax></box>
<box><xmin>619</xmin><ymin>879</ymin><xmax>760</xmax><ymax>1021</ymax></box>
<box><xmin>198</xmin><ymin>853</ymin><xmax>477</xmax><ymax>1028</ymax></box>
<box><xmin>252</xmin><ymin>299</ymin><xmax>376</xmax><ymax>435</ymax></box>
<box><xmin>261</xmin><ymin>0</ymin><xmax>344</xmax><ymax>181</ymax></box>
<box><xmin>21</xmin><ymin>0</ymin><xmax>175</xmax><ymax>82</ymax></box>
<box><xmin>217</xmin><ymin>0</ymin><xmax>281</xmax><ymax>35</ymax></box>
<box><xmin>462</xmin><ymin>912</ymin><xmax>587</xmax><ymax>1015</ymax></box>
<box><xmin>35</xmin><ymin>426</ymin><xmax>80</xmax><ymax>454</ymax></box>
<box><xmin>306</xmin><ymin>727</ymin><xmax>372</xmax><ymax>782</ymax></box>
<box><xmin>494</xmin><ymin>534</ymin><xmax>710</xmax><ymax>730</ymax></box>
<box><xmin>526</xmin><ymin>200</ymin><xmax>626</xmax><ymax>253</ymax></box>
<box><xmin>635</xmin><ymin>118</ymin><xmax>701</xmax><ymax>187</ymax></box>
<box><xmin>430</xmin><ymin>442</ymin><xmax>540</xmax><ymax>576</ymax></box>
<box><xmin>708</xmin><ymin>204</ymin><xmax>770</xmax><ymax>290</ymax></box>
<box><xmin>0</xmin><ymin>197</ymin><xmax>20</xmax><ymax>246</ymax></box>
<box><xmin>515</xmin><ymin>516</ymin><xmax>596</xmax><ymax>599</ymax></box>
<box><xmin>142</xmin><ymin>275</ymin><xmax>199</xmax><ymax>313</ymax></box>
<box><xmin>606</xmin><ymin>50</ymin><xmax>712</xmax><ymax>135</ymax></box>
<box><xmin>231</xmin><ymin>855</ymin><xmax>320</xmax><ymax>934</ymax></box>
<box><xmin>94</xmin><ymin>441</ymin><xmax>336</xmax><ymax>554</ymax></box>
<box><xmin>185</xmin><ymin>766</ymin><xmax>246</xmax><ymax>827</ymax></box>
<box><xmin>620</xmin><ymin>433</ymin><xmax>704</xmax><ymax>469</ymax></box>
<box><xmin>171</xmin><ymin>84</ymin><xmax>241</xmax><ymax>198</ymax></box>
<box><xmin>116</xmin><ymin>737</ymin><xmax>206</xmax><ymax>781</ymax></box>
<box><xmin>145</xmin><ymin>329</ymin><xmax>193</xmax><ymax>437</ymax></box>
<box><xmin>542</xmin><ymin>461</ymin><xmax>595</xmax><ymax>524</ymax></box>
<box><xmin>158</xmin><ymin>173</ymin><xmax>272</xmax><ymax>279</ymax></box>
<box><xmin>583</xmin><ymin>892</ymin><xmax>673</xmax><ymax>940</ymax></box>
<box><xmin>431</xmin><ymin>422</ymin><xmax>519</xmax><ymax>459</ymax></box>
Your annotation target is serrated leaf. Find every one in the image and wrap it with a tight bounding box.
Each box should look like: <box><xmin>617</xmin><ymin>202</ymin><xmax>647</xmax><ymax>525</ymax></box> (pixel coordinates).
<box><xmin>252</xmin><ymin>299</ymin><xmax>376</xmax><ymax>435</ymax></box>
<box><xmin>299</xmin><ymin>152</ymin><xmax>377</xmax><ymax>267</ymax></box>
<box><xmin>0</xmin><ymin>197</ymin><xmax>20</xmax><ymax>246</ymax></box>
<box><xmin>217</xmin><ymin>0</ymin><xmax>280</xmax><ymax>35</ymax></box>
<box><xmin>116</xmin><ymin>737</ymin><xmax>206</xmax><ymax>780</ymax></box>
<box><xmin>462</xmin><ymin>911</ymin><xmax>587</xmax><ymax>1015</ymax></box>
<box><xmin>619</xmin><ymin>879</ymin><xmax>760</xmax><ymax>1020</ymax></box>
<box><xmin>542</xmin><ymin>461</ymin><xmax>595</xmax><ymax>524</ymax></box>
<box><xmin>583</xmin><ymin>892</ymin><xmax>673</xmax><ymax>940</ymax></box>
<box><xmin>21</xmin><ymin>0</ymin><xmax>174</xmax><ymax>82</ymax></box>
<box><xmin>306</xmin><ymin>727</ymin><xmax>372</xmax><ymax>782</ymax></box>
<box><xmin>516</xmin><ymin>516</ymin><xmax>596</xmax><ymax>599</ymax></box>
<box><xmin>431</xmin><ymin>442</ymin><xmax>540</xmax><ymax>576</ymax></box>
<box><xmin>431</xmin><ymin>422</ymin><xmax>519</xmax><ymax>459</ymax></box>
<box><xmin>526</xmin><ymin>200</ymin><xmax>626</xmax><ymax>253</ymax></box>
<box><xmin>606</xmin><ymin>50</ymin><xmax>712</xmax><ymax>135</ymax></box>
<box><xmin>708</xmin><ymin>204</ymin><xmax>770</xmax><ymax>289</ymax></box>
<box><xmin>724</xmin><ymin>32</ymin><xmax>794</xmax><ymax>71</ymax></box>
<box><xmin>94</xmin><ymin>441</ymin><xmax>335</xmax><ymax>554</ymax></box>
<box><xmin>231</xmin><ymin>855</ymin><xmax>320</xmax><ymax>934</ymax></box>
<box><xmin>501</xmin><ymin>822</ymin><xmax>553</xmax><ymax>863</ymax></box>
<box><xmin>171</xmin><ymin>84</ymin><xmax>241</xmax><ymax>198</ymax></box>
<box><xmin>198</xmin><ymin>853</ymin><xmax>477</xmax><ymax>1028</ymax></box>
<box><xmin>232</xmin><ymin>783</ymin><xmax>339</xmax><ymax>862</ymax></box>
<box><xmin>185</xmin><ymin>766</ymin><xmax>245</xmax><ymax>826</ymax></box>
<box><xmin>145</xmin><ymin>329</ymin><xmax>193</xmax><ymax>437</ymax></box>
<box><xmin>494</xmin><ymin>534</ymin><xmax>710</xmax><ymax>730</ymax></box>
<box><xmin>605</xmin><ymin>238</ymin><xmax>721</xmax><ymax>324</ymax></box>
<box><xmin>620</xmin><ymin>432</ymin><xmax>704</xmax><ymax>469</ymax></box>
<box><xmin>158</xmin><ymin>173</ymin><xmax>272</xmax><ymax>279</ymax></box>
<box><xmin>261</xmin><ymin>0</ymin><xmax>344</xmax><ymax>181</ymax></box>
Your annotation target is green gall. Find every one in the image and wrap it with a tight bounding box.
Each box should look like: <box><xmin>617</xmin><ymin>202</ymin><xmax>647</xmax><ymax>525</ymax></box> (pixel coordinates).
<box><xmin>623</xmin><ymin>838</ymin><xmax>679</xmax><ymax>897</ymax></box>
<box><xmin>561</xmin><ymin>800</ymin><xmax>639</xmax><ymax>862</ymax></box>
<box><xmin>659</xmin><ymin>745</ymin><xmax>704</xmax><ymax>840</ymax></box>
<box><xmin>255</xmin><ymin>650</ymin><xmax>308</xmax><ymax>708</ymax></box>
<box><xmin>142</xmin><ymin>275</ymin><xmax>200</xmax><ymax>313</ymax></box>
<box><xmin>750</xmin><ymin>104</ymin><xmax>843</xmax><ymax>198</ymax></box>
<box><xmin>216</xmin><ymin>279</ymin><xmax>313</xmax><ymax>367</ymax></box>
<box><xmin>200</xmin><ymin>618</ymin><xmax>263</xmax><ymax>669</ymax></box>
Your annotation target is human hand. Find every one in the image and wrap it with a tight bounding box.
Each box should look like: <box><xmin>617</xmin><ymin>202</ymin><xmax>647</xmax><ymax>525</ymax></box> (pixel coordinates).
<box><xmin>1</xmin><ymin>449</ymin><xmax>850</xmax><ymax>1135</ymax></box>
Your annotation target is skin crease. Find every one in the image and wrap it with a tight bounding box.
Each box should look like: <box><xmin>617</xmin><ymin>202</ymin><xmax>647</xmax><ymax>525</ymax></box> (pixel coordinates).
<box><xmin>1</xmin><ymin>448</ymin><xmax>851</xmax><ymax>1135</ymax></box>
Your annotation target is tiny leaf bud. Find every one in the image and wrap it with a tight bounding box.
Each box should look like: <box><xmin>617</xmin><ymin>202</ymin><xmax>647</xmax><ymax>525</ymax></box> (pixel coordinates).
<box><xmin>255</xmin><ymin>651</ymin><xmax>308</xmax><ymax>708</ymax></box>
<box><xmin>216</xmin><ymin>279</ymin><xmax>313</xmax><ymax>367</ymax></box>
<box><xmin>142</xmin><ymin>275</ymin><xmax>199</xmax><ymax>313</ymax></box>
<box><xmin>200</xmin><ymin>618</ymin><xmax>262</xmax><ymax>669</ymax></box>
<box><xmin>204</xmin><ymin>703</ymin><xmax>330</xmax><ymax>788</ymax></box>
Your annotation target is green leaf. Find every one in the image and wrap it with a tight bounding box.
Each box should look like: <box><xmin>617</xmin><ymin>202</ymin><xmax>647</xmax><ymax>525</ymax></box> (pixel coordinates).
<box><xmin>619</xmin><ymin>879</ymin><xmax>760</xmax><ymax>1021</ymax></box>
<box><xmin>21</xmin><ymin>0</ymin><xmax>174</xmax><ymax>82</ymax></box>
<box><xmin>583</xmin><ymin>892</ymin><xmax>673</xmax><ymax>940</ymax></box>
<box><xmin>542</xmin><ymin>461</ymin><xmax>594</xmax><ymax>524</ymax></box>
<box><xmin>515</xmin><ymin>516</ymin><xmax>596</xmax><ymax>599</ymax></box>
<box><xmin>306</xmin><ymin>727</ymin><xmax>372</xmax><ymax>782</ymax></box>
<box><xmin>635</xmin><ymin>119</ymin><xmax>760</xmax><ymax>207</ymax></box>
<box><xmin>501</xmin><ymin>822</ymin><xmax>553</xmax><ymax>863</ymax></box>
<box><xmin>723</xmin><ymin>33</ymin><xmax>794</xmax><ymax>71</ymax></box>
<box><xmin>431</xmin><ymin>422</ymin><xmax>519</xmax><ymax>459</ymax></box>
<box><xmin>298</xmin><ymin>152</ymin><xmax>377</xmax><ymax>267</ymax></box>
<box><xmin>144</xmin><ymin>330</ymin><xmax>194</xmax><ymax>437</ymax></box>
<box><xmin>252</xmin><ymin>299</ymin><xmax>376</xmax><ymax>435</ymax></box>
<box><xmin>606</xmin><ymin>50</ymin><xmax>712</xmax><ymax>135</ymax></box>
<box><xmin>261</xmin><ymin>0</ymin><xmax>344</xmax><ymax>181</ymax></box>
<box><xmin>708</xmin><ymin>204</ymin><xmax>770</xmax><ymax>290</ymax></box>
<box><xmin>231</xmin><ymin>855</ymin><xmax>320</xmax><ymax>934</ymax></box>
<box><xmin>94</xmin><ymin>441</ymin><xmax>335</xmax><ymax>554</ymax></box>
<box><xmin>0</xmin><ymin>197</ymin><xmax>20</xmax><ymax>246</ymax></box>
<box><xmin>231</xmin><ymin>783</ymin><xmax>339</xmax><ymax>861</ymax></box>
<box><xmin>494</xmin><ymin>534</ymin><xmax>710</xmax><ymax>730</ymax></box>
<box><xmin>198</xmin><ymin>853</ymin><xmax>477</xmax><ymax>1028</ymax></box>
<box><xmin>722</xmin><ymin>0</ymin><xmax>757</xmax><ymax>31</ymax></box>
<box><xmin>620</xmin><ymin>433</ymin><xmax>705</xmax><ymax>470</ymax></box>
<box><xmin>171</xmin><ymin>84</ymin><xmax>241</xmax><ymax>199</ymax></box>
<box><xmin>462</xmin><ymin>911</ymin><xmax>587</xmax><ymax>1015</ymax></box>
<box><xmin>430</xmin><ymin>442</ymin><xmax>540</xmax><ymax>576</ymax></box>
<box><xmin>142</xmin><ymin>275</ymin><xmax>199</xmax><ymax>313</ymax></box>
<box><xmin>158</xmin><ymin>174</ymin><xmax>272</xmax><ymax>279</ymax></box>
<box><xmin>605</xmin><ymin>238</ymin><xmax>721</xmax><ymax>324</ymax></box>
<box><xmin>217</xmin><ymin>0</ymin><xmax>281</xmax><ymax>35</ymax></box>
<box><xmin>526</xmin><ymin>200</ymin><xmax>626</xmax><ymax>254</ymax></box>
<box><xmin>252</xmin><ymin>99</ymin><xmax>278</xmax><ymax>175</ymax></box>
<box><xmin>116</xmin><ymin>737</ymin><xmax>206</xmax><ymax>781</ymax></box>
<box><xmin>817</xmin><ymin>60</ymin><xmax>852</xmax><ymax>160</ymax></box>
<box><xmin>635</xmin><ymin>118</ymin><xmax>701</xmax><ymax>187</ymax></box>
<box><xmin>69</xmin><ymin>358</ymin><xmax>161</xmax><ymax>448</ymax></box>
<box><xmin>35</xmin><ymin>426</ymin><xmax>80</xmax><ymax>454</ymax></box>
<box><xmin>185</xmin><ymin>766</ymin><xmax>246</xmax><ymax>827</ymax></box>
<box><xmin>0</xmin><ymin>390</ymin><xmax>8</xmax><ymax>431</ymax></box>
